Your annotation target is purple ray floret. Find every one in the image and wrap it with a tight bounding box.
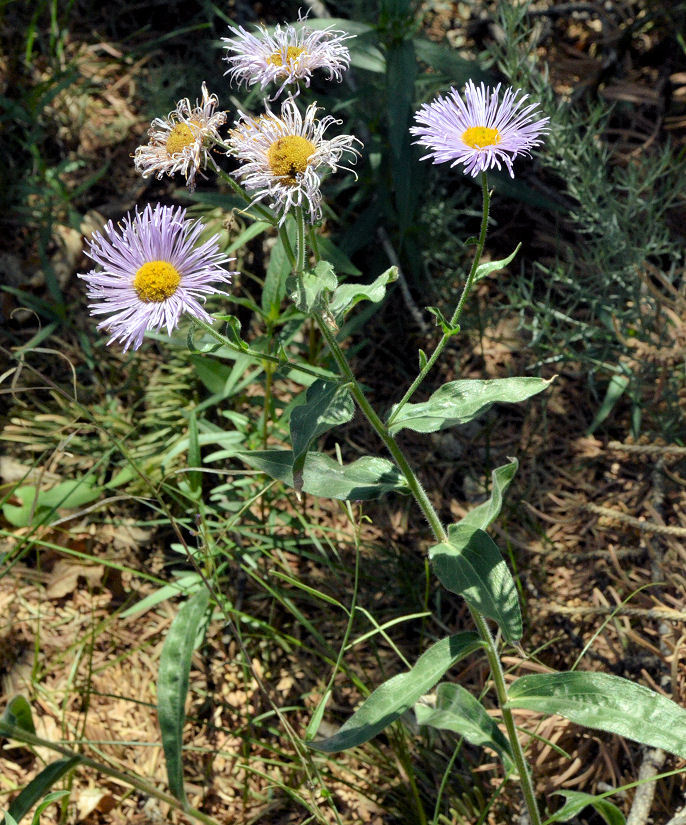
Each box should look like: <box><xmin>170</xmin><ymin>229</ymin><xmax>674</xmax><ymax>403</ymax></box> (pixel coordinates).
<box><xmin>79</xmin><ymin>204</ymin><xmax>234</xmax><ymax>352</ymax></box>
<box><xmin>411</xmin><ymin>80</ymin><xmax>550</xmax><ymax>177</ymax></box>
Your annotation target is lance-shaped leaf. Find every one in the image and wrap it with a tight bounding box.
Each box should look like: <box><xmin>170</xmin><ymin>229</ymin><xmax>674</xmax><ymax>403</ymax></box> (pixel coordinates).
<box><xmin>430</xmin><ymin>524</ymin><xmax>522</xmax><ymax>644</ymax></box>
<box><xmin>237</xmin><ymin>450</ymin><xmax>409</xmax><ymax>500</ymax></box>
<box><xmin>507</xmin><ymin>672</ymin><xmax>686</xmax><ymax>758</ymax></box>
<box><xmin>157</xmin><ymin>590</ymin><xmax>210</xmax><ymax>803</ymax></box>
<box><xmin>474</xmin><ymin>244</ymin><xmax>521</xmax><ymax>284</ymax></box>
<box><xmin>549</xmin><ymin>790</ymin><xmax>626</xmax><ymax>825</ymax></box>
<box><xmin>287</xmin><ymin>260</ymin><xmax>338</xmax><ymax>314</ymax></box>
<box><xmin>388</xmin><ymin>377</ymin><xmax>554</xmax><ymax>435</ymax></box>
<box><xmin>309</xmin><ymin>632</ymin><xmax>482</xmax><ymax>752</ymax></box>
<box><xmin>329</xmin><ymin>267</ymin><xmax>398</xmax><ymax>320</ymax></box>
<box><xmin>415</xmin><ymin>682</ymin><xmax>514</xmax><ymax>770</ymax></box>
<box><xmin>290</xmin><ymin>380</ymin><xmax>354</xmax><ymax>494</ymax></box>
<box><xmin>459</xmin><ymin>460</ymin><xmax>518</xmax><ymax>533</ymax></box>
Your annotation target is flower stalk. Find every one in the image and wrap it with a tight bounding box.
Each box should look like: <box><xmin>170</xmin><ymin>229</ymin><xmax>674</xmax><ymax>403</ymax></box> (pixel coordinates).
<box><xmin>388</xmin><ymin>172</ymin><xmax>491</xmax><ymax>425</ymax></box>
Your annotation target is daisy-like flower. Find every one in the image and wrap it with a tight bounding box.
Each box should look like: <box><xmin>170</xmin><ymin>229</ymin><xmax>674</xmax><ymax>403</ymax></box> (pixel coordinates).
<box><xmin>79</xmin><ymin>204</ymin><xmax>234</xmax><ymax>352</ymax></box>
<box><xmin>227</xmin><ymin>97</ymin><xmax>360</xmax><ymax>224</ymax></box>
<box><xmin>134</xmin><ymin>82</ymin><xmax>226</xmax><ymax>191</ymax></box>
<box><xmin>411</xmin><ymin>80</ymin><xmax>549</xmax><ymax>178</ymax></box>
<box><xmin>222</xmin><ymin>17</ymin><xmax>351</xmax><ymax>100</ymax></box>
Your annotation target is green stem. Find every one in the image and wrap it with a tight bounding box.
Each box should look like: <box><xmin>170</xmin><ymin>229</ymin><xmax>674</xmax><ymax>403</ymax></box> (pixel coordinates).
<box><xmin>313</xmin><ymin>313</ymin><xmax>542</xmax><ymax>825</ymax></box>
<box><xmin>387</xmin><ymin>173</ymin><xmax>491</xmax><ymax>426</ymax></box>
<box><xmin>262</xmin><ymin>323</ymin><xmax>274</xmax><ymax>449</ymax></box>
<box><xmin>294</xmin><ymin>206</ymin><xmax>306</xmax><ymax>274</ymax></box>
<box><xmin>191</xmin><ymin>317</ymin><xmax>331</xmax><ymax>383</ymax></box>
<box><xmin>277</xmin><ymin>222</ymin><xmax>297</xmax><ymax>270</ymax></box>
<box><xmin>208</xmin><ymin>159</ymin><xmax>277</xmax><ymax>225</ymax></box>
<box><xmin>307</xmin><ymin>224</ymin><xmax>321</xmax><ymax>264</ymax></box>
<box><xmin>0</xmin><ymin>723</ymin><xmax>220</xmax><ymax>825</ymax></box>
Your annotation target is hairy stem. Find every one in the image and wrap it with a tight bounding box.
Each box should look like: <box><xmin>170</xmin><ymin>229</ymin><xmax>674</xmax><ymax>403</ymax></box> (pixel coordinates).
<box><xmin>387</xmin><ymin>173</ymin><xmax>491</xmax><ymax>426</ymax></box>
<box><xmin>313</xmin><ymin>313</ymin><xmax>541</xmax><ymax>825</ymax></box>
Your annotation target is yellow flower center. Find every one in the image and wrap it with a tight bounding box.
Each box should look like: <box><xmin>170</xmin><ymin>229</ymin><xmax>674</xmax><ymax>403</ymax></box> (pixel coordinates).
<box><xmin>165</xmin><ymin>120</ymin><xmax>201</xmax><ymax>155</ymax></box>
<box><xmin>462</xmin><ymin>126</ymin><xmax>501</xmax><ymax>149</ymax></box>
<box><xmin>133</xmin><ymin>261</ymin><xmax>181</xmax><ymax>302</ymax></box>
<box><xmin>268</xmin><ymin>46</ymin><xmax>305</xmax><ymax>68</ymax></box>
<box><xmin>267</xmin><ymin>135</ymin><xmax>315</xmax><ymax>183</ymax></box>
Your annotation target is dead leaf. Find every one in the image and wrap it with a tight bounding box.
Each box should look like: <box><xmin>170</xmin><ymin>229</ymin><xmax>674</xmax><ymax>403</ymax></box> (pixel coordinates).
<box><xmin>76</xmin><ymin>788</ymin><xmax>116</xmax><ymax>821</ymax></box>
<box><xmin>46</xmin><ymin>560</ymin><xmax>103</xmax><ymax>599</ymax></box>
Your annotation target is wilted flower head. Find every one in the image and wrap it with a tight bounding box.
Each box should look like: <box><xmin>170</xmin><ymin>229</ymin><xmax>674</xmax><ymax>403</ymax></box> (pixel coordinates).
<box><xmin>134</xmin><ymin>83</ymin><xmax>226</xmax><ymax>191</ymax></box>
<box><xmin>227</xmin><ymin>97</ymin><xmax>360</xmax><ymax>224</ymax></box>
<box><xmin>222</xmin><ymin>18</ymin><xmax>351</xmax><ymax>100</ymax></box>
<box><xmin>411</xmin><ymin>80</ymin><xmax>549</xmax><ymax>178</ymax></box>
<box><xmin>79</xmin><ymin>204</ymin><xmax>234</xmax><ymax>352</ymax></box>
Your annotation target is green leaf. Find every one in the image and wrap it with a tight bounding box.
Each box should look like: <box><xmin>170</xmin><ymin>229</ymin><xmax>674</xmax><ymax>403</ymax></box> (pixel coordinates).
<box><xmin>329</xmin><ymin>267</ymin><xmax>398</xmax><ymax>320</ymax></box>
<box><xmin>2</xmin><ymin>487</ymin><xmax>51</xmax><ymax>528</ymax></box>
<box><xmin>7</xmin><ymin>759</ymin><xmax>79</xmax><ymax>824</ymax></box>
<box><xmin>287</xmin><ymin>260</ymin><xmax>338</xmax><ymax>314</ymax></box>
<box><xmin>459</xmin><ymin>460</ymin><xmax>518</xmax><ymax>532</ymax></box>
<box><xmin>415</xmin><ymin>682</ymin><xmax>514</xmax><ymax>769</ymax></box>
<box><xmin>30</xmin><ymin>791</ymin><xmax>71</xmax><ymax>825</ymax></box>
<box><xmin>388</xmin><ymin>377</ymin><xmax>554</xmax><ymax>435</ymax></box>
<box><xmin>425</xmin><ymin>306</ymin><xmax>460</xmax><ymax>337</ymax></box>
<box><xmin>413</xmin><ymin>38</ymin><xmax>486</xmax><ymax>85</ymax></box>
<box><xmin>430</xmin><ymin>524</ymin><xmax>522</xmax><ymax>643</ymax></box>
<box><xmin>189</xmin><ymin>355</ymin><xmax>233</xmax><ymax>396</ymax></box>
<box><xmin>474</xmin><ymin>244</ymin><xmax>521</xmax><ymax>283</ymax></box>
<box><xmin>3</xmin><ymin>479</ymin><xmax>102</xmax><ymax>528</ymax></box>
<box><xmin>305</xmin><ymin>688</ymin><xmax>333</xmax><ymax>741</ymax></box>
<box><xmin>237</xmin><ymin>450</ymin><xmax>409</xmax><ymax>501</ymax></box>
<box><xmin>290</xmin><ymin>380</ymin><xmax>354</xmax><ymax>494</ymax></box>
<box><xmin>120</xmin><ymin>573</ymin><xmax>203</xmax><ymax>619</ymax></box>
<box><xmin>262</xmin><ymin>221</ymin><xmax>293</xmax><ymax>315</ymax></box>
<box><xmin>507</xmin><ymin>672</ymin><xmax>686</xmax><ymax>758</ymax></box>
<box><xmin>227</xmin><ymin>220</ymin><xmax>271</xmax><ymax>255</ymax></box>
<box><xmin>2</xmin><ymin>696</ymin><xmax>36</xmax><ymax>735</ymax></box>
<box><xmin>39</xmin><ymin>480</ymin><xmax>101</xmax><ymax>510</ymax></box>
<box><xmin>309</xmin><ymin>633</ymin><xmax>482</xmax><ymax>752</ymax></box>
<box><xmin>157</xmin><ymin>589</ymin><xmax>210</xmax><ymax>803</ymax></box>
<box><xmin>587</xmin><ymin>373</ymin><xmax>630</xmax><ymax>435</ymax></box>
<box><xmin>549</xmin><ymin>790</ymin><xmax>626</xmax><ymax>825</ymax></box>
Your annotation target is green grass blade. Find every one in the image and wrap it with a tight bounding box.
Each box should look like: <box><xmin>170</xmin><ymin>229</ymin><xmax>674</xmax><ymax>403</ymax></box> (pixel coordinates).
<box><xmin>6</xmin><ymin>759</ymin><xmax>79</xmax><ymax>824</ymax></box>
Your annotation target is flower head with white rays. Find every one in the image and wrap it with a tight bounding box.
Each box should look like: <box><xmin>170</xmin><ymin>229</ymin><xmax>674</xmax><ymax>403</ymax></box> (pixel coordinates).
<box><xmin>222</xmin><ymin>18</ymin><xmax>351</xmax><ymax>100</ymax></box>
<box><xmin>134</xmin><ymin>83</ymin><xmax>226</xmax><ymax>191</ymax></box>
<box><xmin>411</xmin><ymin>80</ymin><xmax>550</xmax><ymax>178</ymax></box>
<box><xmin>227</xmin><ymin>98</ymin><xmax>361</xmax><ymax>224</ymax></box>
<box><xmin>79</xmin><ymin>204</ymin><xmax>234</xmax><ymax>352</ymax></box>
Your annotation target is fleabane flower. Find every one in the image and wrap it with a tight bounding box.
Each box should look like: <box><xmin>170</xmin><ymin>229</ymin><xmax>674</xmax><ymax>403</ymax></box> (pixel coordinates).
<box><xmin>222</xmin><ymin>18</ymin><xmax>351</xmax><ymax>100</ymax></box>
<box><xmin>227</xmin><ymin>98</ymin><xmax>360</xmax><ymax>224</ymax></box>
<box><xmin>134</xmin><ymin>83</ymin><xmax>226</xmax><ymax>191</ymax></box>
<box><xmin>411</xmin><ymin>80</ymin><xmax>549</xmax><ymax>178</ymax></box>
<box><xmin>79</xmin><ymin>204</ymin><xmax>234</xmax><ymax>352</ymax></box>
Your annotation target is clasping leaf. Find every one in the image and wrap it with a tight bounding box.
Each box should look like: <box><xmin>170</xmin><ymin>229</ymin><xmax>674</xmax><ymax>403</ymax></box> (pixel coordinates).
<box><xmin>430</xmin><ymin>524</ymin><xmax>522</xmax><ymax>644</ymax></box>
<box><xmin>309</xmin><ymin>632</ymin><xmax>482</xmax><ymax>752</ymax></box>
<box><xmin>415</xmin><ymin>682</ymin><xmax>514</xmax><ymax>770</ymax></box>
<box><xmin>290</xmin><ymin>380</ymin><xmax>354</xmax><ymax>494</ymax></box>
<box><xmin>237</xmin><ymin>450</ymin><xmax>409</xmax><ymax>500</ymax></box>
<box><xmin>288</xmin><ymin>260</ymin><xmax>338</xmax><ymax>314</ymax></box>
